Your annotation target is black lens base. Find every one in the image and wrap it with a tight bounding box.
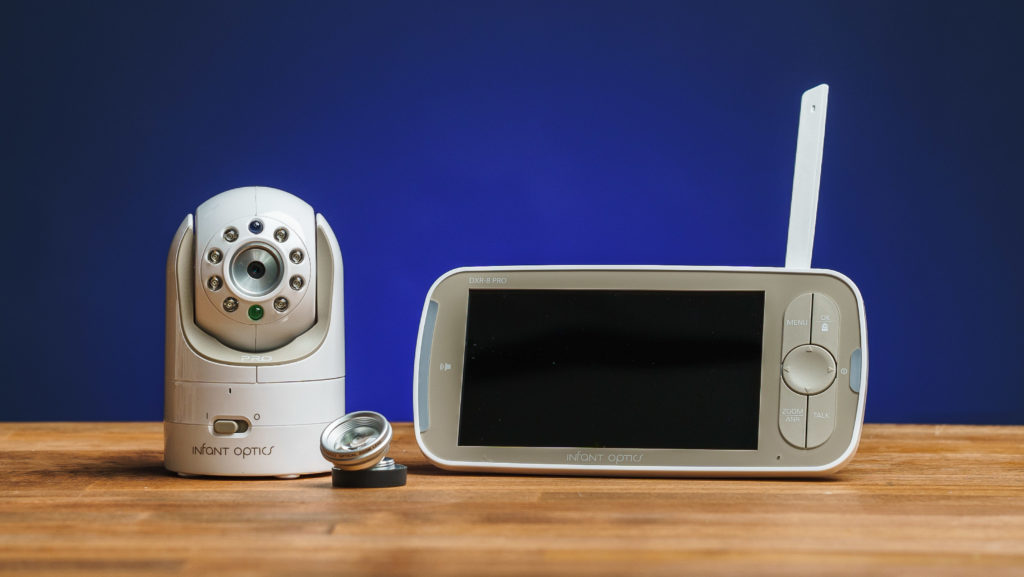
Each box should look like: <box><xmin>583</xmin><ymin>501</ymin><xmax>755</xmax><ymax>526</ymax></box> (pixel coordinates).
<box><xmin>331</xmin><ymin>464</ymin><xmax>407</xmax><ymax>488</ymax></box>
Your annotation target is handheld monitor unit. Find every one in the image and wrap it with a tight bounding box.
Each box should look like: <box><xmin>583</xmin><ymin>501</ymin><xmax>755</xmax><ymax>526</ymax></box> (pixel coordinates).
<box><xmin>413</xmin><ymin>85</ymin><xmax>868</xmax><ymax>476</ymax></box>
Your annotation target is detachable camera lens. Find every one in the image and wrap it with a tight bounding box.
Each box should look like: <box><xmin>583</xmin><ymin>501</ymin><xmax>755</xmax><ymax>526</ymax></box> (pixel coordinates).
<box><xmin>320</xmin><ymin>412</ymin><xmax>407</xmax><ymax>488</ymax></box>
<box><xmin>248</xmin><ymin>219</ymin><xmax>264</xmax><ymax>234</ymax></box>
<box><xmin>320</xmin><ymin>411</ymin><xmax>393</xmax><ymax>471</ymax></box>
<box><xmin>229</xmin><ymin>243</ymin><xmax>283</xmax><ymax>297</ymax></box>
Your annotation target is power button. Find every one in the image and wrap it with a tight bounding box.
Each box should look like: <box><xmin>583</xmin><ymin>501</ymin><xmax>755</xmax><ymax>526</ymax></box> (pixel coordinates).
<box><xmin>212</xmin><ymin>419</ymin><xmax>249</xmax><ymax>435</ymax></box>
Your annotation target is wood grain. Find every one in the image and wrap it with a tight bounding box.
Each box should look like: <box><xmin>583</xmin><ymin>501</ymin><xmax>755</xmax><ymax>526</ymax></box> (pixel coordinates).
<box><xmin>0</xmin><ymin>423</ymin><xmax>1022</xmax><ymax>576</ymax></box>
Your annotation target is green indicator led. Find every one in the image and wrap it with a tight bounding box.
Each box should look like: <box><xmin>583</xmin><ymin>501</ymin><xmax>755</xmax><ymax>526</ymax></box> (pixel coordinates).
<box><xmin>247</xmin><ymin>304</ymin><xmax>264</xmax><ymax>321</ymax></box>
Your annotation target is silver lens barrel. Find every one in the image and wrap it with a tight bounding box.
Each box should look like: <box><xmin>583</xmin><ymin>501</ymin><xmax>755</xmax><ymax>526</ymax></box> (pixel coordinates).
<box><xmin>320</xmin><ymin>411</ymin><xmax>393</xmax><ymax>471</ymax></box>
<box><xmin>229</xmin><ymin>243</ymin><xmax>283</xmax><ymax>297</ymax></box>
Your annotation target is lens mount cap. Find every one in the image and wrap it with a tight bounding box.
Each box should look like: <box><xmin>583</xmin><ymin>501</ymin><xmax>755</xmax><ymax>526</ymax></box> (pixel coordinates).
<box><xmin>331</xmin><ymin>458</ymin><xmax>407</xmax><ymax>488</ymax></box>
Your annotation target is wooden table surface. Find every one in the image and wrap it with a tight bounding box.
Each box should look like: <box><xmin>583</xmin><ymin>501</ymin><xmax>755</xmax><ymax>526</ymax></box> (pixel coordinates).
<box><xmin>0</xmin><ymin>423</ymin><xmax>1022</xmax><ymax>576</ymax></box>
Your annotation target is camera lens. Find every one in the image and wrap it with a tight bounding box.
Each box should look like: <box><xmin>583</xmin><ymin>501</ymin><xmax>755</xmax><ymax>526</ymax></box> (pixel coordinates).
<box><xmin>246</xmin><ymin>261</ymin><xmax>266</xmax><ymax>279</ymax></box>
<box><xmin>229</xmin><ymin>243</ymin><xmax>283</xmax><ymax>297</ymax></box>
<box><xmin>248</xmin><ymin>219</ymin><xmax>264</xmax><ymax>234</ymax></box>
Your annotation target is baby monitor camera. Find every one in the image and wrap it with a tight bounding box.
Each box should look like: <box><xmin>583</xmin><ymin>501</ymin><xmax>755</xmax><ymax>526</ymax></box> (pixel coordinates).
<box><xmin>165</xmin><ymin>186</ymin><xmax>345</xmax><ymax>477</ymax></box>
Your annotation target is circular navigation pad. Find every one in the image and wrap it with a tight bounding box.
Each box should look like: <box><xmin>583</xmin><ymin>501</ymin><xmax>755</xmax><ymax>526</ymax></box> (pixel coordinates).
<box><xmin>782</xmin><ymin>344</ymin><xmax>837</xmax><ymax>395</ymax></box>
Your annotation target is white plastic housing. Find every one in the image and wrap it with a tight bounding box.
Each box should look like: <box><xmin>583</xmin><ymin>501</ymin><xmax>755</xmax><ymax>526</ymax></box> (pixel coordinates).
<box><xmin>165</xmin><ymin>187</ymin><xmax>344</xmax><ymax>477</ymax></box>
<box><xmin>194</xmin><ymin>187</ymin><xmax>317</xmax><ymax>352</ymax></box>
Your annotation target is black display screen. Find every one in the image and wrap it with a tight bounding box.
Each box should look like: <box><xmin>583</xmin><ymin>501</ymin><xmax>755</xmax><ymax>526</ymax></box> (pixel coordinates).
<box><xmin>458</xmin><ymin>289</ymin><xmax>765</xmax><ymax>450</ymax></box>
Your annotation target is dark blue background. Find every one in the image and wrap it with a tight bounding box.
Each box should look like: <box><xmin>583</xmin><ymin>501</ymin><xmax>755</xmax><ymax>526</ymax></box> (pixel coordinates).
<box><xmin>3</xmin><ymin>1</ymin><xmax>1022</xmax><ymax>423</ymax></box>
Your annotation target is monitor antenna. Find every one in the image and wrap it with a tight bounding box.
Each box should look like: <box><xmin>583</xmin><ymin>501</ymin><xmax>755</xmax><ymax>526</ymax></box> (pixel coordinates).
<box><xmin>784</xmin><ymin>84</ymin><xmax>829</xmax><ymax>269</ymax></box>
